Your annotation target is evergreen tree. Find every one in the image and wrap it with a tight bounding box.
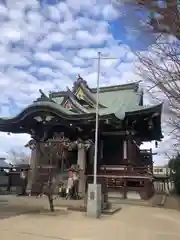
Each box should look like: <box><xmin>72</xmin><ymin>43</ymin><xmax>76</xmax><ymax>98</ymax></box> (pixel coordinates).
<box><xmin>168</xmin><ymin>153</ymin><xmax>180</xmax><ymax>194</ymax></box>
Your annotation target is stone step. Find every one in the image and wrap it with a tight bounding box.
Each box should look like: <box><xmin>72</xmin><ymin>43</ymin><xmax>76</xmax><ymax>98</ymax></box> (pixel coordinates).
<box><xmin>151</xmin><ymin>194</ymin><xmax>166</xmax><ymax>207</ymax></box>
<box><xmin>108</xmin><ymin>191</ymin><xmax>141</xmax><ymax>200</ymax></box>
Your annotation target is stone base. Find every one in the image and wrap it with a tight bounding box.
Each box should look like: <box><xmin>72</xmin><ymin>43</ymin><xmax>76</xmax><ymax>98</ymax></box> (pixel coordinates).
<box><xmin>86</xmin><ymin>183</ymin><xmax>102</xmax><ymax>218</ymax></box>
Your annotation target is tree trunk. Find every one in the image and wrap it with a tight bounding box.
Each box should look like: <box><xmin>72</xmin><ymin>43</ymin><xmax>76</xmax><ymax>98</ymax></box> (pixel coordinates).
<box><xmin>47</xmin><ymin>194</ymin><xmax>54</xmax><ymax>212</ymax></box>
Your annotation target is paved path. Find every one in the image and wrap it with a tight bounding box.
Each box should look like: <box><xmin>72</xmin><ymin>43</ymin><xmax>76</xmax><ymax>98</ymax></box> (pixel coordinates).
<box><xmin>0</xmin><ymin>196</ymin><xmax>180</xmax><ymax>240</ymax></box>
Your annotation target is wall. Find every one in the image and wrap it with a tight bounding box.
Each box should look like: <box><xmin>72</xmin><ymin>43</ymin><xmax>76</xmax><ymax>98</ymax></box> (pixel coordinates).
<box><xmin>101</xmin><ymin>136</ymin><xmax>142</xmax><ymax>166</ymax></box>
<box><xmin>0</xmin><ymin>175</ymin><xmax>8</xmax><ymax>186</ymax></box>
<box><xmin>102</xmin><ymin>136</ymin><xmax>123</xmax><ymax>165</ymax></box>
<box><xmin>127</xmin><ymin>140</ymin><xmax>140</xmax><ymax>165</ymax></box>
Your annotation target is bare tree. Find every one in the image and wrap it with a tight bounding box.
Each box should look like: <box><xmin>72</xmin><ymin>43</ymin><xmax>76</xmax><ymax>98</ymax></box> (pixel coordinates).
<box><xmin>124</xmin><ymin>0</ymin><xmax>180</xmax><ymax>39</ymax></box>
<box><xmin>26</xmin><ymin>137</ymin><xmax>77</xmax><ymax>212</ymax></box>
<box><xmin>6</xmin><ymin>149</ymin><xmax>30</xmax><ymax>165</ymax></box>
<box><xmin>136</xmin><ymin>38</ymin><xmax>180</xmax><ymax>151</ymax></box>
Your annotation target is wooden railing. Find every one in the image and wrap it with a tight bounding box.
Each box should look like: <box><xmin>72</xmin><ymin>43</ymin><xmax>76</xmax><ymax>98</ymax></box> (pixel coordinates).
<box><xmin>100</xmin><ymin>165</ymin><xmax>153</xmax><ymax>177</ymax></box>
<box><xmin>86</xmin><ymin>170</ymin><xmax>154</xmax><ymax>199</ymax></box>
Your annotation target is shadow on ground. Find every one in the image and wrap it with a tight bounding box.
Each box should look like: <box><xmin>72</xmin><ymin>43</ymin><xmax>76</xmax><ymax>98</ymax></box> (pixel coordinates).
<box><xmin>164</xmin><ymin>195</ymin><xmax>180</xmax><ymax>210</ymax></box>
<box><xmin>0</xmin><ymin>200</ymin><xmax>27</xmax><ymax>220</ymax></box>
<box><xmin>0</xmin><ymin>195</ymin><xmax>71</xmax><ymax>220</ymax></box>
<box><xmin>1</xmin><ymin>193</ymin><xmax>180</xmax><ymax>221</ymax></box>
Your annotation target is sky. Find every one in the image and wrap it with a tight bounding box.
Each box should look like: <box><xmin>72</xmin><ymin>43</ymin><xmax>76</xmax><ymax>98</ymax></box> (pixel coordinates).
<box><xmin>0</xmin><ymin>0</ymin><xmax>171</xmax><ymax>165</ymax></box>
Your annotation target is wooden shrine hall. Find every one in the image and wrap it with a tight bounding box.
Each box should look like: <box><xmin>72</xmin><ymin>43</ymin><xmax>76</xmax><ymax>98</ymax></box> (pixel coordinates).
<box><xmin>0</xmin><ymin>76</ymin><xmax>163</xmax><ymax>200</ymax></box>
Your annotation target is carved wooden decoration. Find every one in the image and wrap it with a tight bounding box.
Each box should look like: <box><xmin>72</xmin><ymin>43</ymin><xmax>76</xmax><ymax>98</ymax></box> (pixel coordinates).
<box><xmin>26</xmin><ymin>132</ymin><xmax>93</xmax><ymax>211</ymax></box>
<box><xmin>72</xmin><ymin>74</ymin><xmax>89</xmax><ymax>93</ymax></box>
<box><xmin>75</xmin><ymin>87</ymin><xmax>85</xmax><ymax>100</ymax></box>
<box><xmin>63</xmin><ymin>101</ymin><xmax>73</xmax><ymax>110</ymax></box>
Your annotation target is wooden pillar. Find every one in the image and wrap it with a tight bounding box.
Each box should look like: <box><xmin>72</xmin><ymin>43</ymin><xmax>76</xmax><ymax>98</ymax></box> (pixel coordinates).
<box><xmin>127</xmin><ymin>140</ymin><xmax>132</xmax><ymax>164</ymax></box>
<box><xmin>26</xmin><ymin>142</ymin><xmax>40</xmax><ymax>194</ymax></box>
<box><xmin>150</xmin><ymin>148</ymin><xmax>153</xmax><ymax>172</ymax></box>
<box><xmin>123</xmin><ymin>140</ymin><xmax>128</xmax><ymax>162</ymax></box>
<box><xmin>30</xmin><ymin>146</ymin><xmax>37</xmax><ymax>169</ymax></box>
<box><xmin>163</xmin><ymin>180</ymin><xmax>166</xmax><ymax>192</ymax></box>
<box><xmin>123</xmin><ymin>140</ymin><xmax>128</xmax><ymax>199</ymax></box>
<box><xmin>100</xmin><ymin>139</ymin><xmax>103</xmax><ymax>163</ymax></box>
<box><xmin>77</xmin><ymin>143</ymin><xmax>86</xmax><ymax>197</ymax></box>
<box><xmin>127</xmin><ymin>139</ymin><xmax>137</xmax><ymax>165</ymax></box>
<box><xmin>97</xmin><ymin>134</ymin><xmax>102</xmax><ymax>172</ymax></box>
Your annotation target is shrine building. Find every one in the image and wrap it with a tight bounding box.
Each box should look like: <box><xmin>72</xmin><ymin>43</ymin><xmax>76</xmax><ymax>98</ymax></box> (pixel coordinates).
<box><xmin>0</xmin><ymin>76</ymin><xmax>163</xmax><ymax>199</ymax></box>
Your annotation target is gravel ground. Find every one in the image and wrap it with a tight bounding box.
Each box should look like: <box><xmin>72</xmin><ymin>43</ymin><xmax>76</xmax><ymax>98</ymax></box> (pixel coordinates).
<box><xmin>0</xmin><ymin>195</ymin><xmax>180</xmax><ymax>240</ymax></box>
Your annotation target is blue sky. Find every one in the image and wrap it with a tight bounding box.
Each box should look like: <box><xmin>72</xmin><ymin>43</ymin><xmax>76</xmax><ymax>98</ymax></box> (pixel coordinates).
<box><xmin>0</xmin><ymin>0</ymin><xmax>169</xmax><ymax>164</ymax></box>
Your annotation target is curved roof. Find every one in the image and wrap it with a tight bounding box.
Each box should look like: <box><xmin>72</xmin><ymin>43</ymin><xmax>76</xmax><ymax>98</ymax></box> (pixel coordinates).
<box><xmin>0</xmin><ymin>101</ymin><xmax>96</xmax><ymax>133</ymax></box>
<box><xmin>0</xmin><ymin>79</ymin><xmax>163</xmax><ymax>124</ymax></box>
<box><xmin>0</xmin><ymin>101</ymin><xmax>96</xmax><ymax>123</ymax></box>
<box><xmin>0</xmin><ymin>77</ymin><xmax>163</xmax><ymax>141</ymax></box>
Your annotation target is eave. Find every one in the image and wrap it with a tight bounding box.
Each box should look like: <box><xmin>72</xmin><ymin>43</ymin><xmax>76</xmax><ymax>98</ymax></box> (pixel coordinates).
<box><xmin>0</xmin><ymin>101</ymin><xmax>125</xmax><ymax>134</ymax></box>
<box><xmin>0</xmin><ymin>101</ymin><xmax>97</xmax><ymax>132</ymax></box>
<box><xmin>125</xmin><ymin>103</ymin><xmax>163</xmax><ymax>117</ymax></box>
<box><xmin>125</xmin><ymin>103</ymin><xmax>163</xmax><ymax>142</ymax></box>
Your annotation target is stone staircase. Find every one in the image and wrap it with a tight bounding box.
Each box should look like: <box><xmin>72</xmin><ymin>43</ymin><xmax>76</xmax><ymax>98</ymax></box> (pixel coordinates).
<box><xmin>108</xmin><ymin>191</ymin><xmax>149</xmax><ymax>207</ymax></box>
<box><xmin>108</xmin><ymin>192</ymin><xmax>167</xmax><ymax>208</ymax></box>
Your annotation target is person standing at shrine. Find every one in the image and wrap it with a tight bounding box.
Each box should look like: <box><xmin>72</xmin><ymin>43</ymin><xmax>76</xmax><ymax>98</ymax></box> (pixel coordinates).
<box><xmin>72</xmin><ymin>165</ymin><xmax>80</xmax><ymax>199</ymax></box>
<box><xmin>66</xmin><ymin>166</ymin><xmax>74</xmax><ymax>199</ymax></box>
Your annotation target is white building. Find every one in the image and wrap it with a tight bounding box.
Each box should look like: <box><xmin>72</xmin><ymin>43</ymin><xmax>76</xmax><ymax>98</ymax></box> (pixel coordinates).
<box><xmin>153</xmin><ymin>166</ymin><xmax>170</xmax><ymax>176</ymax></box>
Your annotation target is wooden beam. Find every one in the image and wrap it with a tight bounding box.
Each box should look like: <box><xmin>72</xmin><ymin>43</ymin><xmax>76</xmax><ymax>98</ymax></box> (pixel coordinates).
<box><xmin>101</xmin><ymin>131</ymin><xmax>127</xmax><ymax>136</ymax></box>
<box><xmin>101</xmin><ymin>130</ymin><xmax>137</xmax><ymax>136</ymax></box>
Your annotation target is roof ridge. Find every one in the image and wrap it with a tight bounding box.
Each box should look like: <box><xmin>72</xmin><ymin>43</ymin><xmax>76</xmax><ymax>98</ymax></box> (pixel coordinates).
<box><xmin>49</xmin><ymin>82</ymin><xmax>140</xmax><ymax>98</ymax></box>
<box><xmin>49</xmin><ymin>91</ymin><xmax>68</xmax><ymax>98</ymax></box>
<box><xmin>91</xmin><ymin>82</ymin><xmax>139</xmax><ymax>93</ymax></box>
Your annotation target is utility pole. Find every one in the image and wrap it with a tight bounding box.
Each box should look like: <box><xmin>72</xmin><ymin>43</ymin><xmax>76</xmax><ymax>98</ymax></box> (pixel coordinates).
<box><xmin>87</xmin><ymin>53</ymin><xmax>119</xmax><ymax>218</ymax></box>
<box><xmin>87</xmin><ymin>52</ymin><xmax>102</xmax><ymax>218</ymax></box>
<box><xmin>93</xmin><ymin>52</ymin><xmax>101</xmax><ymax>185</ymax></box>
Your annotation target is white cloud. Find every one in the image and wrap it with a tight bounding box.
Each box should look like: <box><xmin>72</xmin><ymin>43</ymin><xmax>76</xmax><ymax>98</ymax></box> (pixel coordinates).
<box><xmin>0</xmin><ymin>4</ymin><xmax>8</xmax><ymax>17</ymax></box>
<box><xmin>46</xmin><ymin>5</ymin><xmax>62</xmax><ymax>22</ymax></box>
<box><xmin>38</xmin><ymin>67</ymin><xmax>56</xmax><ymax>77</ymax></box>
<box><xmin>102</xmin><ymin>4</ymin><xmax>120</xmax><ymax>21</ymax></box>
<box><xmin>34</xmin><ymin>52</ymin><xmax>56</xmax><ymax>63</ymax></box>
<box><xmin>0</xmin><ymin>0</ymin><xmax>167</xmax><ymax>165</ymax></box>
<box><xmin>75</xmin><ymin>30</ymin><xmax>111</xmax><ymax>47</ymax></box>
<box><xmin>72</xmin><ymin>56</ymin><xmax>85</xmax><ymax>66</ymax></box>
<box><xmin>37</xmin><ymin>32</ymin><xmax>66</xmax><ymax>49</ymax></box>
<box><xmin>78</xmin><ymin>48</ymin><xmax>98</xmax><ymax>59</ymax></box>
